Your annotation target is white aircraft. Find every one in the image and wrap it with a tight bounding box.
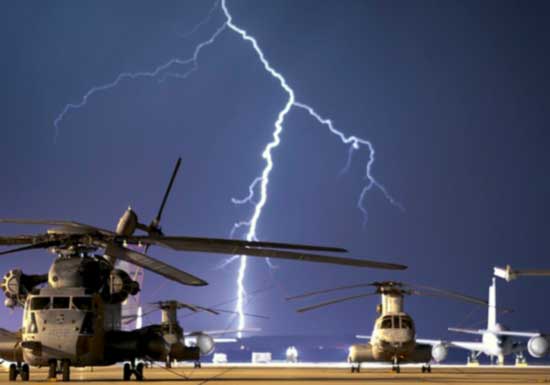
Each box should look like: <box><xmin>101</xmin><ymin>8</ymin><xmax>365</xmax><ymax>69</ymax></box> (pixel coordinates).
<box><xmin>418</xmin><ymin>278</ymin><xmax>549</xmax><ymax>365</ymax></box>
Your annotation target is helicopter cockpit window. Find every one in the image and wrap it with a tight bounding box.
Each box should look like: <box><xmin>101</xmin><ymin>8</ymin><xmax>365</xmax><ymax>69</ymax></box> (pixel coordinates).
<box><xmin>52</xmin><ymin>297</ymin><xmax>70</xmax><ymax>309</ymax></box>
<box><xmin>27</xmin><ymin>313</ymin><xmax>38</xmax><ymax>334</ymax></box>
<box><xmin>30</xmin><ymin>297</ymin><xmax>50</xmax><ymax>310</ymax></box>
<box><xmin>73</xmin><ymin>297</ymin><xmax>93</xmax><ymax>311</ymax></box>
<box><xmin>401</xmin><ymin>317</ymin><xmax>412</xmax><ymax>329</ymax></box>
<box><xmin>380</xmin><ymin>316</ymin><xmax>392</xmax><ymax>329</ymax></box>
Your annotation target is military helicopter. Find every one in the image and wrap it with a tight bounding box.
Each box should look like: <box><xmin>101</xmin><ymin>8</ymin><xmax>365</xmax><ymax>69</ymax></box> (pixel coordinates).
<box><xmin>287</xmin><ymin>281</ymin><xmax>487</xmax><ymax>373</ymax></box>
<box><xmin>121</xmin><ymin>299</ymin><xmax>268</xmax><ymax>369</ymax></box>
<box><xmin>0</xmin><ymin>158</ymin><xmax>406</xmax><ymax>381</ymax></box>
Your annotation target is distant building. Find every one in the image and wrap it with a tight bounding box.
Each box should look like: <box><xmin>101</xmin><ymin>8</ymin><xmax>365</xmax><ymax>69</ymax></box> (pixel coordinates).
<box><xmin>251</xmin><ymin>352</ymin><xmax>272</xmax><ymax>364</ymax></box>
<box><xmin>212</xmin><ymin>353</ymin><xmax>228</xmax><ymax>364</ymax></box>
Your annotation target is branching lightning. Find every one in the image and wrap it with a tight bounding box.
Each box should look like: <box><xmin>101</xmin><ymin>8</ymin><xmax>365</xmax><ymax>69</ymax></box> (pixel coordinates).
<box><xmin>53</xmin><ymin>0</ymin><xmax>402</xmax><ymax>338</ymax></box>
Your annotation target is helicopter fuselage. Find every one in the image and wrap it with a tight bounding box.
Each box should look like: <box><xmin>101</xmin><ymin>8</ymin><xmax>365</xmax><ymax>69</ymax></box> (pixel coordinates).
<box><xmin>348</xmin><ymin>311</ymin><xmax>432</xmax><ymax>363</ymax></box>
<box><xmin>348</xmin><ymin>291</ymin><xmax>435</xmax><ymax>366</ymax></box>
<box><xmin>20</xmin><ymin>288</ymin><xmax>110</xmax><ymax>367</ymax></box>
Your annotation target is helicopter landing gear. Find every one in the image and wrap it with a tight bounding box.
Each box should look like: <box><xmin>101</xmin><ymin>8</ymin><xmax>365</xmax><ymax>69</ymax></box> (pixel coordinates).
<box><xmin>421</xmin><ymin>364</ymin><xmax>432</xmax><ymax>373</ymax></box>
<box><xmin>515</xmin><ymin>352</ymin><xmax>527</xmax><ymax>366</ymax></box>
<box><xmin>350</xmin><ymin>363</ymin><xmax>361</xmax><ymax>373</ymax></box>
<box><xmin>8</xmin><ymin>362</ymin><xmax>29</xmax><ymax>381</ymax></box>
<box><xmin>391</xmin><ymin>358</ymin><xmax>401</xmax><ymax>373</ymax></box>
<box><xmin>21</xmin><ymin>364</ymin><xmax>30</xmax><ymax>381</ymax></box>
<box><xmin>194</xmin><ymin>361</ymin><xmax>202</xmax><ymax>368</ymax></box>
<box><xmin>46</xmin><ymin>360</ymin><xmax>70</xmax><ymax>381</ymax></box>
<box><xmin>48</xmin><ymin>360</ymin><xmax>56</xmax><ymax>380</ymax></box>
<box><xmin>61</xmin><ymin>360</ymin><xmax>71</xmax><ymax>382</ymax></box>
<box><xmin>123</xmin><ymin>361</ymin><xmax>144</xmax><ymax>381</ymax></box>
<box><xmin>467</xmin><ymin>352</ymin><xmax>480</xmax><ymax>366</ymax></box>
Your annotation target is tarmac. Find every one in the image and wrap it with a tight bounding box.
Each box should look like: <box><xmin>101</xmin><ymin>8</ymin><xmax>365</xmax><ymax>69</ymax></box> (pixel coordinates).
<box><xmin>1</xmin><ymin>364</ymin><xmax>550</xmax><ymax>384</ymax></box>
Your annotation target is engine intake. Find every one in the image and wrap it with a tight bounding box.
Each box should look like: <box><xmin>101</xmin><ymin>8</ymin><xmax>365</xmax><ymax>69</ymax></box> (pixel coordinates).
<box><xmin>431</xmin><ymin>343</ymin><xmax>448</xmax><ymax>362</ymax></box>
<box><xmin>189</xmin><ymin>333</ymin><xmax>215</xmax><ymax>356</ymax></box>
<box><xmin>105</xmin><ymin>269</ymin><xmax>140</xmax><ymax>304</ymax></box>
<box><xmin>528</xmin><ymin>336</ymin><xmax>549</xmax><ymax>358</ymax></box>
<box><xmin>1</xmin><ymin>270</ymin><xmax>47</xmax><ymax>308</ymax></box>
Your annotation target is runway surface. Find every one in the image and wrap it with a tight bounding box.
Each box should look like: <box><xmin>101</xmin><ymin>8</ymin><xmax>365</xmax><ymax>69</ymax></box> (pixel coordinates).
<box><xmin>1</xmin><ymin>364</ymin><xmax>550</xmax><ymax>384</ymax></box>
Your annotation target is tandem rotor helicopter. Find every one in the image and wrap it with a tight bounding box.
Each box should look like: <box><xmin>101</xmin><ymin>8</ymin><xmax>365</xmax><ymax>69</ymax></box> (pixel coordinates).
<box><xmin>288</xmin><ymin>281</ymin><xmax>487</xmax><ymax>373</ymax></box>
<box><xmin>0</xmin><ymin>158</ymin><xmax>406</xmax><ymax>381</ymax></box>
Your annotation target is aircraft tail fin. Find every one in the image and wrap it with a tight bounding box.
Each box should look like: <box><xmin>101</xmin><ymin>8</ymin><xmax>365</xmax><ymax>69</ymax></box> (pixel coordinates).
<box><xmin>488</xmin><ymin>277</ymin><xmax>497</xmax><ymax>330</ymax></box>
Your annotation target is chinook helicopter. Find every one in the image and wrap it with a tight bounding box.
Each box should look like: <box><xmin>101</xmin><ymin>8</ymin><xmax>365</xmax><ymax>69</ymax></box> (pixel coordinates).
<box><xmin>121</xmin><ymin>299</ymin><xmax>268</xmax><ymax>369</ymax></box>
<box><xmin>0</xmin><ymin>158</ymin><xmax>406</xmax><ymax>381</ymax></box>
<box><xmin>288</xmin><ymin>281</ymin><xmax>487</xmax><ymax>373</ymax></box>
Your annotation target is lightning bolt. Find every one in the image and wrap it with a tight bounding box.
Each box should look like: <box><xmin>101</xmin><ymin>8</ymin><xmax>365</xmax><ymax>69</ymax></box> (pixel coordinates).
<box><xmin>53</xmin><ymin>0</ymin><xmax>402</xmax><ymax>338</ymax></box>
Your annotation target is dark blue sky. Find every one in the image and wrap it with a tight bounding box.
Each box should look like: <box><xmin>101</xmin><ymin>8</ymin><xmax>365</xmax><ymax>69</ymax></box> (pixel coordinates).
<box><xmin>1</xmin><ymin>0</ymin><xmax>549</xmax><ymax>343</ymax></box>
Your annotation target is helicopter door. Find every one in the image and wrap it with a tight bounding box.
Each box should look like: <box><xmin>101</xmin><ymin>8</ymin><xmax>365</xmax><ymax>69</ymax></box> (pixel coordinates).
<box><xmin>73</xmin><ymin>297</ymin><xmax>94</xmax><ymax>335</ymax></box>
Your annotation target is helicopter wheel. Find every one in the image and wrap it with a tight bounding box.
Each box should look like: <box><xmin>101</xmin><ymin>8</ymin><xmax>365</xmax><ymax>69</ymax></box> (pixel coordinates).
<box><xmin>123</xmin><ymin>363</ymin><xmax>131</xmax><ymax>381</ymax></box>
<box><xmin>8</xmin><ymin>363</ymin><xmax>17</xmax><ymax>381</ymax></box>
<box><xmin>20</xmin><ymin>364</ymin><xmax>29</xmax><ymax>381</ymax></box>
<box><xmin>61</xmin><ymin>360</ymin><xmax>70</xmax><ymax>382</ymax></box>
<box><xmin>135</xmin><ymin>363</ymin><xmax>144</xmax><ymax>381</ymax></box>
<box><xmin>194</xmin><ymin>361</ymin><xmax>202</xmax><ymax>369</ymax></box>
<box><xmin>48</xmin><ymin>360</ymin><xmax>57</xmax><ymax>379</ymax></box>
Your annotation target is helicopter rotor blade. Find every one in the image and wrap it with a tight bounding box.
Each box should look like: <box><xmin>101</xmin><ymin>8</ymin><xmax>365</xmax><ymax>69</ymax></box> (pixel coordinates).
<box><xmin>129</xmin><ymin>236</ymin><xmax>405</xmax><ymax>270</ymax></box>
<box><xmin>152</xmin><ymin>157</ymin><xmax>181</xmax><ymax>229</ymax></box>
<box><xmin>0</xmin><ymin>235</ymin><xmax>39</xmax><ymax>246</ymax></box>
<box><xmin>0</xmin><ymin>240</ymin><xmax>63</xmax><ymax>256</ymax></box>
<box><xmin>402</xmin><ymin>282</ymin><xmax>487</xmax><ymax>306</ymax></box>
<box><xmin>105</xmin><ymin>243</ymin><xmax>207</xmax><ymax>286</ymax></box>
<box><xmin>130</xmin><ymin>235</ymin><xmax>347</xmax><ymax>254</ymax></box>
<box><xmin>297</xmin><ymin>292</ymin><xmax>378</xmax><ymax>313</ymax></box>
<box><xmin>177</xmin><ymin>303</ymin><xmax>219</xmax><ymax>315</ymax></box>
<box><xmin>410</xmin><ymin>289</ymin><xmax>487</xmax><ymax>306</ymax></box>
<box><xmin>148</xmin><ymin>301</ymin><xmax>219</xmax><ymax>315</ymax></box>
<box><xmin>286</xmin><ymin>282</ymin><xmax>376</xmax><ymax>301</ymax></box>
<box><xmin>208</xmin><ymin>308</ymin><xmax>270</xmax><ymax>320</ymax></box>
<box><xmin>180</xmin><ymin>285</ymin><xmax>274</xmax><ymax>319</ymax></box>
<box><xmin>0</xmin><ymin>219</ymin><xmax>114</xmax><ymax>235</ymax></box>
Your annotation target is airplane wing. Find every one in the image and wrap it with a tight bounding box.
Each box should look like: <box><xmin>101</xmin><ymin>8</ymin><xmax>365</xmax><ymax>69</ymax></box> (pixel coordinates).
<box><xmin>489</xmin><ymin>330</ymin><xmax>541</xmax><ymax>338</ymax></box>
<box><xmin>415</xmin><ymin>338</ymin><xmax>442</xmax><ymax>345</ymax></box>
<box><xmin>449</xmin><ymin>327</ymin><xmax>543</xmax><ymax>339</ymax></box>
<box><xmin>355</xmin><ymin>335</ymin><xmax>371</xmax><ymax>340</ymax></box>
<box><xmin>185</xmin><ymin>328</ymin><xmax>261</xmax><ymax>337</ymax></box>
<box><xmin>416</xmin><ymin>338</ymin><xmax>486</xmax><ymax>353</ymax></box>
<box><xmin>184</xmin><ymin>335</ymin><xmax>237</xmax><ymax>344</ymax></box>
<box><xmin>185</xmin><ymin>328</ymin><xmax>260</xmax><ymax>344</ymax></box>
<box><xmin>448</xmin><ymin>327</ymin><xmax>485</xmax><ymax>335</ymax></box>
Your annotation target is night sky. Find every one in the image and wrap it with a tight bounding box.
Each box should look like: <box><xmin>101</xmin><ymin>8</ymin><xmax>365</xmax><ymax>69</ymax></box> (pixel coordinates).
<box><xmin>1</xmin><ymin>0</ymin><xmax>550</xmax><ymax>350</ymax></box>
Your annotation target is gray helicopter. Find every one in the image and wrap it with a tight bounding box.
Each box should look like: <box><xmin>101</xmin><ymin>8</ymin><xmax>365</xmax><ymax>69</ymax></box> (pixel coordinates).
<box><xmin>0</xmin><ymin>158</ymin><xmax>406</xmax><ymax>381</ymax></box>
